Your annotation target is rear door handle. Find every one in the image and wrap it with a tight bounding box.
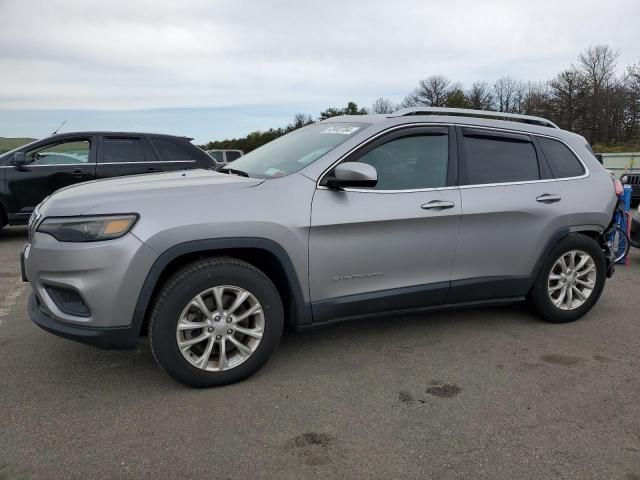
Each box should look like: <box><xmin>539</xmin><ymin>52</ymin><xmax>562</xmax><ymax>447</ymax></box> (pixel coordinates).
<box><xmin>536</xmin><ymin>194</ymin><xmax>562</xmax><ymax>204</ymax></box>
<box><xmin>72</xmin><ymin>168</ymin><xmax>86</xmax><ymax>178</ymax></box>
<box><xmin>421</xmin><ymin>200</ymin><xmax>455</xmax><ymax>211</ymax></box>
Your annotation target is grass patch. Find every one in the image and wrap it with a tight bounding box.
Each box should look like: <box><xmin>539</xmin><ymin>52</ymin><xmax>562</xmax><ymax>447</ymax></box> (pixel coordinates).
<box><xmin>0</xmin><ymin>137</ymin><xmax>36</xmax><ymax>155</ymax></box>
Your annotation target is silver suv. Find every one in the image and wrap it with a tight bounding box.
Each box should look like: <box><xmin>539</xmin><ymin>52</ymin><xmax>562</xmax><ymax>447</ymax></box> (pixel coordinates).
<box><xmin>23</xmin><ymin>108</ymin><xmax>618</xmax><ymax>387</ymax></box>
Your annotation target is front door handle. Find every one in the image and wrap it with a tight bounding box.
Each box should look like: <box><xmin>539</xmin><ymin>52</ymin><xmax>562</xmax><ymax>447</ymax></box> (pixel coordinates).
<box><xmin>72</xmin><ymin>168</ymin><xmax>86</xmax><ymax>178</ymax></box>
<box><xmin>421</xmin><ymin>200</ymin><xmax>455</xmax><ymax>211</ymax></box>
<box><xmin>536</xmin><ymin>194</ymin><xmax>562</xmax><ymax>204</ymax></box>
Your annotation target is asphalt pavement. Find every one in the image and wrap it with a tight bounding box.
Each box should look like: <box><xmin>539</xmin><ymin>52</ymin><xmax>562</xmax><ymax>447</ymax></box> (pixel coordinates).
<box><xmin>1</xmin><ymin>226</ymin><xmax>639</xmax><ymax>479</ymax></box>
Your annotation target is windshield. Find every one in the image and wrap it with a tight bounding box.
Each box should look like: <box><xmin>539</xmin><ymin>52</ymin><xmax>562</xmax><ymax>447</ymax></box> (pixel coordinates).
<box><xmin>224</xmin><ymin>122</ymin><xmax>369</xmax><ymax>178</ymax></box>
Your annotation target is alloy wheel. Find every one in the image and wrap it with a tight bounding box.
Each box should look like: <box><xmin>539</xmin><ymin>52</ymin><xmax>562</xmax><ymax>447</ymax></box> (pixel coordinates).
<box><xmin>547</xmin><ymin>250</ymin><xmax>596</xmax><ymax>311</ymax></box>
<box><xmin>175</xmin><ymin>285</ymin><xmax>264</xmax><ymax>371</ymax></box>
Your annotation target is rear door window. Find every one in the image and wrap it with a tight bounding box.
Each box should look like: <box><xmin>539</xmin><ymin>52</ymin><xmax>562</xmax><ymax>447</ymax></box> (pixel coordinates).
<box><xmin>461</xmin><ymin>129</ymin><xmax>539</xmax><ymax>185</ymax></box>
<box><xmin>102</xmin><ymin>137</ymin><xmax>144</xmax><ymax>163</ymax></box>
<box><xmin>225</xmin><ymin>151</ymin><xmax>242</xmax><ymax>162</ymax></box>
<box><xmin>537</xmin><ymin>137</ymin><xmax>585</xmax><ymax>178</ymax></box>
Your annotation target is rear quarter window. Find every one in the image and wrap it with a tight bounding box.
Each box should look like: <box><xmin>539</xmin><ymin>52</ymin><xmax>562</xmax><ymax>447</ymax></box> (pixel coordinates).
<box><xmin>537</xmin><ymin>137</ymin><xmax>585</xmax><ymax>178</ymax></box>
<box><xmin>153</xmin><ymin>138</ymin><xmax>195</xmax><ymax>162</ymax></box>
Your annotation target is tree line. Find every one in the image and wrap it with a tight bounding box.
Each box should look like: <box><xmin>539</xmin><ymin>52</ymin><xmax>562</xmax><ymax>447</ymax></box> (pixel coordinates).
<box><xmin>201</xmin><ymin>45</ymin><xmax>640</xmax><ymax>153</ymax></box>
<box><xmin>200</xmin><ymin>102</ymin><xmax>365</xmax><ymax>153</ymax></box>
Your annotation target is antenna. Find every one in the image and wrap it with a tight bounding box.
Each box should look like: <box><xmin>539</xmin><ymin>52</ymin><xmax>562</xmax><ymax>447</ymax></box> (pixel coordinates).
<box><xmin>51</xmin><ymin>120</ymin><xmax>67</xmax><ymax>135</ymax></box>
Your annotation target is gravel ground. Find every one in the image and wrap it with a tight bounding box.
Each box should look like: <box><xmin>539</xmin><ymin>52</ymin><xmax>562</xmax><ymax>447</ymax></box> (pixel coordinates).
<box><xmin>0</xmin><ymin>226</ymin><xmax>639</xmax><ymax>479</ymax></box>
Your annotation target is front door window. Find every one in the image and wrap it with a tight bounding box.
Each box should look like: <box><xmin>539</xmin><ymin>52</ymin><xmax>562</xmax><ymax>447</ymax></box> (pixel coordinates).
<box><xmin>27</xmin><ymin>140</ymin><xmax>90</xmax><ymax>165</ymax></box>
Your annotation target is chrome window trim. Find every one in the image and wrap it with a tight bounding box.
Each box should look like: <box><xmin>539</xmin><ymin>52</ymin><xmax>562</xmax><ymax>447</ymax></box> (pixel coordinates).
<box><xmin>97</xmin><ymin>160</ymin><xmax>196</xmax><ymax>166</ymax></box>
<box><xmin>0</xmin><ymin>163</ymin><xmax>91</xmax><ymax>168</ymax></box>
<box><xmin>316</xmin><ymin>122</ymin><xmax>590</xmax><ymax>194</ymax></box>
<box><xmin>0</xmin><ymin>160</ymin><xmax>196</xmax><ymax>168</ymax></box>
<box><xmin>317</xmin><ymin>185</ymin><xmax>460</xmax><ymax>194</ymax></box>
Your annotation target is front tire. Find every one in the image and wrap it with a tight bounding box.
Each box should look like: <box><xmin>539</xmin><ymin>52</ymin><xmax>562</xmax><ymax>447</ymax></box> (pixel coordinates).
<box><xmin>530</xmin><ymin>235</ymin><xmax>606</xmax><ymax>324</ymax></box>
<box><xmin>149</xmin><ymin>258</ymin><xmax>284</xmax><ymax>387</ymax></box>
<box><xmin>0</xmin><ymin>206</ymin><xmax>6</xmax><ymax>232</ymax></box>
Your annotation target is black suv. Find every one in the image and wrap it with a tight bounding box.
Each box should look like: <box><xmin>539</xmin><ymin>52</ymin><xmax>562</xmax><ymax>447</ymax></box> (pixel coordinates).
<box><xmin>624</xmin><ymin>172</ymin><xmax>640</xmax><ymax>204</ymax></box>
<box><xmin>0</xmin><ymin>132</ymin><xmax>215</xmax><ymax>229</ymax></box>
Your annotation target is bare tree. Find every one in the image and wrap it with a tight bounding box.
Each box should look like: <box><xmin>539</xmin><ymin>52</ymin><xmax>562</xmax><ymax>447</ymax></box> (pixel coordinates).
<box><xmin>290</xmin><ymin>113</ymin><xmax>314</xmax><ymax>130</ymax></box>
<box><xmin>624</xmin><ymin>63</ymin><xmax>640</xmax><ymax>139</ymax></box>
<box><xmin>577</xmin><ymin>45</ymin><xmax>620</xmax><ymax>142</ymax></box>
<box><xmin>371</xmin><ymin>97</ymin><xmax>396</xmax><ymax>114</ymax></box>
<box><xmin>493</xmin><ymin>76</ymin><xmax>521</xmax><ymax>113</ymax></box>
<box><xmin>466</xmin><ymin>81</ymin><xmax>494</xmax><ymax>110</ymax></box>
<box><xmin>549</xmin><ymin>69</ymin><xmax>582</xmax><ymax>131</ymax></box>
<box><xmin>578</xmin><ymin>45</ymin><xmax>620</xmax><ymax>92</ymax></box>
<box><xmin>521</xmin><ymin>81</ymin><xmax>551</xmax><ymax>117</ymax></box>
<box><xmin>401</xmin><ymin>74</ymin><xmax>452</xmax><ymax>107</ymax></box>
<box><xmin>512</xmin><ymin>81</ymin><xmax>527</xmax><ymax>114</ymax></box>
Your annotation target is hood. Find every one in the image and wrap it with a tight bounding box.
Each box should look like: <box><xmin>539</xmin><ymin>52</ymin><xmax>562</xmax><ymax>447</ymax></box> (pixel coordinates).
<box><xmin>39</xmin><ymin>169</ymin><xmax>264</xmax><ymax>217</ymax></box>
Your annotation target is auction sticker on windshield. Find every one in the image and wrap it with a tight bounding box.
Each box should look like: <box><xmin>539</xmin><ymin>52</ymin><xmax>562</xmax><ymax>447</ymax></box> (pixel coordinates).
<box><xmin>320</xmin><ymin>126</ymin><xmax>360</xmax><ymax>135</ymax></box>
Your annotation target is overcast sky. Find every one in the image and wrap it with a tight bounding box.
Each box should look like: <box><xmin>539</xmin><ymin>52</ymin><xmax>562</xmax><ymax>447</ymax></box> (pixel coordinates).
<box><xmin>1</xmin><ymin>0</ymin><xmax>639</xmax><ymax>143</ymax></box>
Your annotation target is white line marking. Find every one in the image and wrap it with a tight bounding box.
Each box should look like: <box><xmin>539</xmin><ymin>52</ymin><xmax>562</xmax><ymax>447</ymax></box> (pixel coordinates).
<box><xmin>0</xmin><ymin>277</ymin><xmax>28</xmax><ymax>325</ymax></box>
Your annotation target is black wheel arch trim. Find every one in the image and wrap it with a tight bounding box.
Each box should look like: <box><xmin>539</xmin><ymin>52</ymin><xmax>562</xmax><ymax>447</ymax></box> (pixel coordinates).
<box><xmin>529</xmin><ymin>226</ymin><xmax>612</xmax><ymax>286</ymax></box>
<box><xmin>131</xmin><ymin>237</ymin><xmax>312</xmax><ymax>338</ymax></box>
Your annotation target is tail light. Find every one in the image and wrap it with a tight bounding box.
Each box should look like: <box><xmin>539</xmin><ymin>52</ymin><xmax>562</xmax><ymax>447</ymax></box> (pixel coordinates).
<box><xmin>613</xmin><ymin>179</ymin><xmax>623</xmax><ymax>196</ymax></box>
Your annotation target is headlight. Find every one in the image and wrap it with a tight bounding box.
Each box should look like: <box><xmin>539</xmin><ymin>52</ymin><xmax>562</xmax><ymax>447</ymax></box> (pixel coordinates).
<box><xmin>28</xmin><ymin>206</ymin><xmax>42</xmax><ymax>240</ymax></box>
<box><xmin>37</xmin><ymin>214</ymin><xmax>138</xmax><ymax>242</ymax></box>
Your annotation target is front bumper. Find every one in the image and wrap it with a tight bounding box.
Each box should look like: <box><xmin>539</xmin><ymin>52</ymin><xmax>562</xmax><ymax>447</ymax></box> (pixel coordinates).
<box><xmin>23</xmin><ymin>231</ymin><xmax>158</xmax><ymax>343</ymax></box>
<box><xmin>28</xmin><ymin>292</ymin><xmax>138</xmax><ymax>349</ymax></box>
<box><xmin>20</xmin><ymin>243</ymin><xmax>29</xmax><ymax>282</ymax></box>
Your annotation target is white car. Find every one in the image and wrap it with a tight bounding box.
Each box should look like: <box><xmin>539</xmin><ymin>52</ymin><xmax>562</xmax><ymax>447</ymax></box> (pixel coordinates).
<box><xmin>206</xmin><ymin>149</ymin><xmax>244</xmax><ymax>167</ymax></box>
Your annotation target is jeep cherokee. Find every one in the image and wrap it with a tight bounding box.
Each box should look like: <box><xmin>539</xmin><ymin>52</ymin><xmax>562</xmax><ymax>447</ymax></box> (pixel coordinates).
<box><xmin>23</xmin><ymin>108</ymin><xmax>617</xmax><ymax>387</ymax></box>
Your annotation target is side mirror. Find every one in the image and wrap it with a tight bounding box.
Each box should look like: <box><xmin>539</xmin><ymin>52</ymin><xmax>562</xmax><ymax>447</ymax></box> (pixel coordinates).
<box><xmin>12</xmin><ymin>152</ymin><xmax>27</xmax><ymax>167</ymax></box>
<box><xmin>326</xmin><ymin>162</ymin><xmax>377</xmax><ymax>189</ymax></box>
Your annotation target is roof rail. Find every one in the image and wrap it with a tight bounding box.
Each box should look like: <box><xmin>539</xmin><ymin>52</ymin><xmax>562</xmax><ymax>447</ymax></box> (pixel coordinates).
<box><xmin>389</xmin><ymin>107</ymin><xmax>559</xmax><ymax>129</ymax></box>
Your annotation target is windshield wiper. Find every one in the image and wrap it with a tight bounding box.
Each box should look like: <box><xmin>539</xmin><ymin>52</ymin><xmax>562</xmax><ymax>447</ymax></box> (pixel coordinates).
<box><xmin>218</xmin><ymin>167</ymin><xmax>250</xmax><ymax>178</ymax></box>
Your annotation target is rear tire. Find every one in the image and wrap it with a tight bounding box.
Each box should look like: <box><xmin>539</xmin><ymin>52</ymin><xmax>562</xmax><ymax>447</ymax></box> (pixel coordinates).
<box><xmin>149</xmin><ymin>258</ymin><xmax>284</xmax><ymax>387</ymax></box>
<box><xmin>530</xmin><ymin>235</ymin><xmax>606</xmax><ymax>324</ymax></box>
